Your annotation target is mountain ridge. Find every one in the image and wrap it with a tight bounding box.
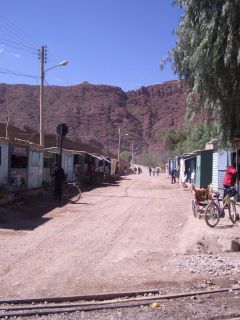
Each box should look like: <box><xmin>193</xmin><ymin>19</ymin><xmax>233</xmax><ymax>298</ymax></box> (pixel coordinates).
<box><xmin>0</xmin><ymin>80</ymin><xmax>198</xmax><ymax>155</ymax></box>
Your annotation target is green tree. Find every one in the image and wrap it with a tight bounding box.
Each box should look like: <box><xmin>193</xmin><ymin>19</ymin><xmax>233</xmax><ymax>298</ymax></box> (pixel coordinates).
<box><xmin>120</xmin><ymin>150</ymin><xmax>132</xmax><ymax>161</ymax></box>
<box><xmin>157</xmin><ymin>122</ymin><xmax>218</xmax><ymax>157</ymax></box>
<box><xmin>168</xmin><ymin>1</ymin><xmax>240</xmax><ymax>142</ymax></box>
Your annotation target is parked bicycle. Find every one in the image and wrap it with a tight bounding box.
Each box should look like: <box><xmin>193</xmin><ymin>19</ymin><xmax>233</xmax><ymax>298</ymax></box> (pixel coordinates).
<box><xmin>205</xmin><ymin>187</ymin><xmax>237</xmax><ymax>227</ymax></box>
<box><xmin>43</xmin><ymin>179</ymin><xmax>81</xmax><ymax>203</ymax></box>
<box><xmin>192</xmin><ymin>186</ymin><xmax>238</xmax><ymax>227</ymax></box>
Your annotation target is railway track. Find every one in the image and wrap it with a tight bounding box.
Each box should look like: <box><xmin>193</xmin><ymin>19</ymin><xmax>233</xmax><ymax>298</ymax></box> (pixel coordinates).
<box><xmin>1</xmin><ymin>287</ymin><xmax>240</xmax><ymax>318</ymax></box>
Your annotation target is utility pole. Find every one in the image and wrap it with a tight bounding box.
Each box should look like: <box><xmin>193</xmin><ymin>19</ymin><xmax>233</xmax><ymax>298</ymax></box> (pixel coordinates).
<box><xmin>118</xmin><ymin>127</ymin><xmax>121</xmax><ymax>163</ymax></box>
<box><xmin>39</xmin><ymin>45</ymin><xmax>47</xmax><ymax>147</ymax></box>
<box><xmin>131</xmin><ymin>143</ymin><xmax>134</xmax><ymax>163</ymax></box>
<box><xmin>6</xmin><ymin>106</ymin><xmax>9</xmax><ymax>139</ymax></box>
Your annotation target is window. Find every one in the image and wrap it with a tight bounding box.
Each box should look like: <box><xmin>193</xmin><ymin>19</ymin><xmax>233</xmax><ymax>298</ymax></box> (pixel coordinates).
<box><xmin>11</xmin><ymin>145</ymin><xmax>28</xmax><ymax>169</ymax></box>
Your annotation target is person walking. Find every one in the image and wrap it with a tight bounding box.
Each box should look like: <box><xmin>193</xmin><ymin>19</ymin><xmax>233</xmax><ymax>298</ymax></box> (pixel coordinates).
<box><xmin>52</xmin><ymin>162</ymin><xmax>65</xmax><ymax>202</ymax></box>
<box><xmin>171</xmin><ymin>169</ymin><xmax>176</xmax><ymax>184</ymax></box>
<box><xmin>149</xmin><ymin>166</ymin><xmax>152</xmax><ymax>176</ymax></box>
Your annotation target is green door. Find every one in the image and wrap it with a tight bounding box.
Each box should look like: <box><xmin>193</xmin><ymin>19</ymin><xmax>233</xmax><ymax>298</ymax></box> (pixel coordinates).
<box><xmin>196</xmin><ymin>155</ymin><xmax>201</xmax><ymax>188</ymax></box>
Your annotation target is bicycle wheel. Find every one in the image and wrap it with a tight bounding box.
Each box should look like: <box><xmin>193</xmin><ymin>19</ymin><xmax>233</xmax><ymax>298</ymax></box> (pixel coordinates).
<box><xmin>205</xmin><ymin>201</ymin><xmax>220</xmax><ymax>228</ymax></box>
<box><xmin>65</xmin><ymin>183</ymin><xmax>81</xmax><ymax>203</ymax></box>
<box><xmin>228</xmin><ymin>199</ymin><xmax>237</xmax><ymax>224</ymax></box>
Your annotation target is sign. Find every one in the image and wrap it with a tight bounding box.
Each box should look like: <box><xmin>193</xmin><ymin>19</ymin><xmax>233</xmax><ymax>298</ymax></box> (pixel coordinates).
<box><xmin>56</xmin><ymin>123</ymin><xmax>68</xmax><ymax>137</ymax></box>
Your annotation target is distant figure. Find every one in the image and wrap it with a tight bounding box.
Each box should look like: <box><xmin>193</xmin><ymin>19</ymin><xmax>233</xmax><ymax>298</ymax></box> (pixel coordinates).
<box><xmin>175</xmin><ymin>169</ymin><xmax>179</xmax><ymax>182</ymax></box>
<box><xmin>187</xmin><ymin>168</ymin><xmax>191</xmax><ymax>183</ymax></box>
<box><xmin>138</xmin><ymin>167</ymin><xmax>141</xmax><ymax>174</ymax></box>
<box><xmin>171</xmin><ymin>169</ymin><xmax>176</xmax><ymax>184</ymax></box>
<box><xmin>51</xmin><ymin>162</ymin><xmax>65</xmax><ymax>202</ymax></box>
<box><xmin>156</xmin><ymin>167</ymin><xmax>160</xmax><ymax>176</ymax></box>
<box><xmin>182</xmin><ymin>171</ymin><xmax>188</xmax><ymax>188</ymax></box>
<box><xmin>152</xmin><ymin>168</ymin><xmax>156</xmax><ymax>176</ymax></box>
<box><xmin>149</xmin><ymin>167</ymin><xmax>152</xmax><ymax>176</ymax></box>
<box><xmin>190</xmin><ymin>169</ymin><xmax>196</xmax><ymax>184</ymax></box>
<box><xmin>134</xmin><ymin>167</ymin><xmax>137</xmax><ymax>174</ymax></box>
<box><xmin>223</xmin><ymin>164</ymin><xmax>237</xmax><ymax>197</ymax></box>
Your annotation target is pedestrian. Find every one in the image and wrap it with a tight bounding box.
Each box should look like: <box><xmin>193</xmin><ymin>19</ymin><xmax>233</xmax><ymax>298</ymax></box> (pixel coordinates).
<box><xmin>149</xmin><ymin>166</ymin><xmax>152</xmax><ymax>176</ymax></box>
<box><xmin>156</xmin><ymin>167</ymin><xmax>160</xmax><ymax>176</ymax></box>
<box><xmin>152</xmin><ymin>168</ymin><xmax>156</xmax><ymax>176</ymax></box>
<box><xmin>134</xmin><ymin>167</ymin><xmax>137</xmax><ymax>174</ymax></box>
<box><xmin>182</xmin><ymin>171</ymin><xmax>188</xmax><ymax>188</ymax></box>
<box><xmin>223</xmin><ymin>163</ymin><xmax>237</xmax><ymax>197</ymax></box>
<box><xmin>138</xmin><ymin>166</ymin><xmax>141</xmax><ymax>174</ymax></box>
<box><xmin>190</xmin><ymin>169</ymin><xmax>195</xmax><ymax>184</ymax></box>
<box><xmin>171</xmin><ymin>169</ymin><xmax>176</xmax><ymax>184</ymax></box>
<box><xmin>51</xmin><ymin>162</ymin><xmax>65</xmax><ymax>202</ymax></box>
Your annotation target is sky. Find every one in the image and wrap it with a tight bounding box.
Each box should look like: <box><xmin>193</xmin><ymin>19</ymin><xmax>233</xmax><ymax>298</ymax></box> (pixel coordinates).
<box><xmin>0</xmin><ymin>0</ymin><xmax>182</xmax><ymax>92</ymax></box>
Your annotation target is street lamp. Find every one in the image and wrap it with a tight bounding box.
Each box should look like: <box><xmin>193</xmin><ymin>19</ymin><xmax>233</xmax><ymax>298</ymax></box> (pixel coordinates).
<box><xmin>117</xmin><ymin>127</ymin><xmax>128</xmax><ymax>162</ymax></box>
<box><xmin>39</xmin><ymin>45</ymin><xmax>68</xmax><ymax>147</ymax></box>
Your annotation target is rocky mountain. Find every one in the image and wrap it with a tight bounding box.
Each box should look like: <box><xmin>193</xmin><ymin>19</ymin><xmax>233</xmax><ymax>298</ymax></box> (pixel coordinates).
<box><xmin>0</xmin><ymin>80</ymin><xmax>196</xmax><ymax>155</ymax></box>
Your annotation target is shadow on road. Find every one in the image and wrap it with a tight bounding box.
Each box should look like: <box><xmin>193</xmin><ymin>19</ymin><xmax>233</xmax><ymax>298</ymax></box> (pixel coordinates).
<box><xmin>0</xmin><ymin>175</ymin><xmax>132</xmax><ymax>231</ymax></box>
<box><xmin>84</xmin><ymin>194</ymin><xmax>168</xmax><ymax>200</ymax></box>
<box><xmin>215</xmin><ymin>224</ymin><xmax>235</xmax><ymax>229</ymax></box>
<box><xmin>0</xmin><ymin>193</ymin><xmax>82</xmax><ymax>231</ymax></box>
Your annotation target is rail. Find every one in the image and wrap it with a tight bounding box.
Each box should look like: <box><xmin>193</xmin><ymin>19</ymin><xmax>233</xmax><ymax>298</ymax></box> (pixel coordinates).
<box><xmin>0</xmin><ymin>287</ymin><xmax>240</xmax><ymax>318</ymax></box>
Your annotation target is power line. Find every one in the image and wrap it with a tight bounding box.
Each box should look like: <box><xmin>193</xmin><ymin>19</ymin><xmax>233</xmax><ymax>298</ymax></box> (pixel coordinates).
<box><xmin>0</xmin><ymin>41</ymin><xmax>38</xmax><ymax>55</ymax></box>
<box><xmin>0</xmin><ymin>36</ymin><xmax>38</xmax><ymax>52</ymax></box>
<box><xmin>0</xmin><ymin>68</ymin><xmax>39</xmax><ymax>82</ymax></box>
<box><xmin>0</xmin><ymin>16</ymin><xmax>40</xmax><ymax>50</ymax></box>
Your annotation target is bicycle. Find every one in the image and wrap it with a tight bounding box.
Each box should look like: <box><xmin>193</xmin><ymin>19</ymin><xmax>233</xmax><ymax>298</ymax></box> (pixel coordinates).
<box><xmin>205</xmin><ymin>187</ymin><xmax>238</xmax><ymax>228</ymax></box>
<box><xmin>63</xmin><ymin>179</ymin><xmax>81</xmax><ymax>203</ymax></box>
<box><xmin>43</xmin><ymin>179</ymin><xmax>81</xmax><ymax>203</ymax></box>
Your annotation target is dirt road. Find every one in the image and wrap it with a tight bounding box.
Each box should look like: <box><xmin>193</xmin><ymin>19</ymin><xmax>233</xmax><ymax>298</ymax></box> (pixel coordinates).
<box><xmin>0</xmin><ymin>170</ymin><xmax>239</xmax><ymax>300</ymax></box>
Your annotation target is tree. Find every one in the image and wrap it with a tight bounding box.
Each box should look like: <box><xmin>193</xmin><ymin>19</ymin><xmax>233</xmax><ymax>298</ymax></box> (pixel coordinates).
<box><xmin>120</xmin><ymin>150</ymin><xmax>132</xmax><ymax>161</ymax></box>
<box><xmin>169</xmin><ymin>0</ymin><xmax>240</xmax><ymax>142</ymax></box>
<box><xmin>157</xmin><ymin>122</ymin><xmax>218</xmax><ymax>157</ymax></box>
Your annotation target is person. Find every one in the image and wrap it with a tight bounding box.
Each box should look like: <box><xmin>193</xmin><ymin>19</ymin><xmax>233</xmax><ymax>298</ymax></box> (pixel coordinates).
<box><xmin>149</xmin><ymin>166</ymin><xmax>152</xmax><ymax>176</ymax></box>
<box><xmin>156</xmin><ymin>167</ymin><xmax>160</xmax><ymax>176</ymax></box>
<box><xmin>138</xmin><ymin>166</ymin><xmax>141</xmax><ymax>174</ymax></box>
<box><xmin>182</xmin><ymin>171</ymin><xmax>187</xmax><ymax>188</ymax></box>
<box><xmin>152</xmin><ymin>168</ymin><xmax>156</xmax><ymax>176</ymax></box>
<box><xmin>171</xmin><ymin>169</ymin><xmax>176</xmax><ymax>184</ymax></box>
<box><xmin>190</xmin><ymin>169</ymin><xmax>195</xmax><ymax>184</ymax></box>
<box><xmin>51</xmin><ymin>162</ymin><xmax>65</xmax><ymax>202</ymax></box>
<box><xmin>88</xmin><ymin>161</ymin><xmax>95</xmax><ymax>183</ymax></box>
<box><xmin>187</xmin><ymin>168</ymin><xmax>191</xmax><ymax>183</ymax></box>
<box><xmin>223</xmin><ymin>163</ymin><xmax>237</xmax><ymax>197</ymax></box>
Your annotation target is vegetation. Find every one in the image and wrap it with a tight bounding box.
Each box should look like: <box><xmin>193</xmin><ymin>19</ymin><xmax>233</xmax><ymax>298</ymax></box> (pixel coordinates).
<box><xmin>120</xmin><ymin>150</ymin><xmax>132</xmax><ymax>162</ymax></box>
<box><xmin>157</xmin><ymin>122</ymin><xmax>218</xmax><ymax>157</ymax></box>
<box><xmin>164</xmin><ymin>1</ymin><xmax>240</xmax><ymax>142</ymax></box>
<box><xmin>134</xmin><ymin>151</ymin><xmax>164</xmax><ymax>168</ymax></box>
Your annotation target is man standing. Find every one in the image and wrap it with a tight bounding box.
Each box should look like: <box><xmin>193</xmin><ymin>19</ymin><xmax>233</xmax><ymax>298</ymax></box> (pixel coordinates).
<box><xmin>52</xmin><ymin>162</ymin><xmax>65</xmax><ymax>202</ymax></box>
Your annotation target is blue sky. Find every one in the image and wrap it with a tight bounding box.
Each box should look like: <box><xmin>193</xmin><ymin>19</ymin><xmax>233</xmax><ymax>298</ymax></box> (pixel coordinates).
<box><xmin>0</xmin><ymin>0</ymin><xmax>182</xmax><ymax>91</ymax></box>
